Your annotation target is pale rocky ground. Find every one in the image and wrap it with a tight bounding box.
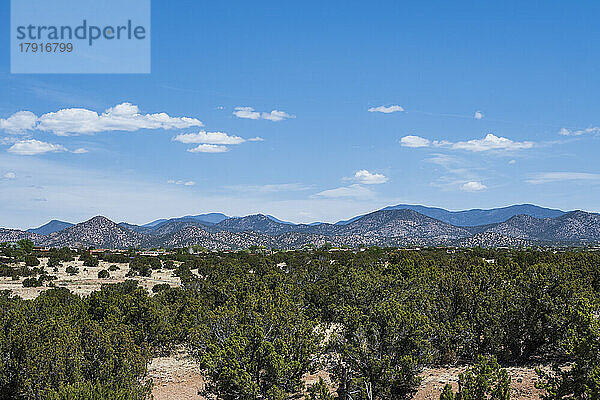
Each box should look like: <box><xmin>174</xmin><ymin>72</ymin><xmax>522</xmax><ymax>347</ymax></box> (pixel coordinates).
<box><xmin>0</xmin><ymin>257</ymin><xmax>181</xmax><ymax>299</ymax></box>
<box><xmin>415</xmin><ymin>366</ymin><xmax>545</xmax><ymax>399</ymax></box>
<box><xmin>148</xmin><ymin>350</ymin><xmax>546</xmax><ymax>400</ymax></box>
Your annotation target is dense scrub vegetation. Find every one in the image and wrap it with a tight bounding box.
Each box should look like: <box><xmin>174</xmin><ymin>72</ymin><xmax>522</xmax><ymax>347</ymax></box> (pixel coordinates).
<box><xmin>1</xmin><ymin>243</ymin><xmax>600</xmax><ymax>399</ymax></box>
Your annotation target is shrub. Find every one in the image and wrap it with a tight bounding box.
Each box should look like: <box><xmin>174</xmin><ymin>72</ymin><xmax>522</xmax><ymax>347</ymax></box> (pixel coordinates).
<box><xmin>98</xmin><ymin>270</ymin><xmax>110</xmax><ymax>279</ymax></box>
<box><xmin>536</xmin><ymin>300</ymin><xmax>600</xmax><ymax>399</ymax></box>
<box><xmin>440</xmin><ymin>355</ymin><xmax>510</xmax><ymax>400</ymax></box>
<box><xmin>66</xmin><ymin>266</ymin><xmax>79</xmax><ymax>275</ymax></box>
<box><xmin>108</xmin><ymin>265</ymin><xmax>119</xmax><ymax>271</ymax></box>
<box><xmin>82</xmin><ymin>255</ymin><xmax>99</xmax><ymax>268</ymax></box>
<box><xmin>25</xmin><ymin>255</ymin><xmax>40</xmax><ymax>267</ymax></box>
<box><xmin>47</xmin><ymin>257</ymin><xmax>62</xmax><ymax>268</ymax></box>
<box><xmin>23</xmin><ymin>277</ymin><xmax>41</xmax><ymax>287</ymax></box>
<box><xmin>307</xmin><ymin>377</ymin><xmax>334</xmax><ymax>400</ymax></box>
<box><xmin>127</xmin><ymin>258</ymin><xmax>152</xmax><ymax>277</ymax></box>
<box><xmin>151</xmin><ymin>283</ymin><xmax>170</xmax><ymax>293</ymax></box>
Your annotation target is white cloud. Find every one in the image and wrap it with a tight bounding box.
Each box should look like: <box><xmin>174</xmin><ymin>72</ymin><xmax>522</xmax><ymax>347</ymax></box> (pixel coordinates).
<box><xmin>368</xmin><ymin>105</ymin><xmax>404</xmax><ymax>113</ymax></box>
<box><xmin>32</xmin><ymin>102</ymin><xmax>203</xmax><ymax>135</ymax></box>
<box><xmin>352</xmin><ymin>169</ymin><xmax>388</xmax><ymax>185</ymax></box>
<box><xmin>187</xmin><ymin>144</ymin><xmax>229</xmax><ymax>153</ymax></box>
<box><xmin>451</xmin><ymin>134</ymin><xmax>534</xmax><ymax>151</ymax></box>
<box><xmin>558</xmin><ymin>127</ymin><xmax>600</xmax><ymax>136</ymax></box>
<box><xmin>7</xmin><ymin>139</ymin><xmax>67</xmax><ymax>155</ymax></box>
<box><xmin>527</xmin><ymin>172</ymin><xmax>600</xmax><ymax>184</ymax></box>
<box><xmin>3</xmin><ymin>172</ymin><xmax>16</xmax><ymax>179</ymax></box>
<box><xmin>474</xmin><ymin>111</ymin><xmax>484</xmax><ymax>120</ymax></box>
<box><xmin>168</xmin><ymin>179</ymin><xmax>195</xmax><ymax>186</ymax></box>
<box><xmin>233</xmin><ymin>107</ymin><xmax>295</xmax><ymax>121</ymax></box>
<box><xmin>72</xmin><ymin>148</ymin><xmax>88</xmax><ymax>154</ymax></box>
<box><xmin>509</xmin><ymin>159</ymin><xmax>516</xmax><ymax>164</ymax></box>
<box><xmin>314</xmin><ymin>184</ymin><xmax>374</xmax><ymax>199</ymax></box>
<box><xmin>174</xmin><ymin>131</ymin><xmax>246</xmax><ymax>145</ymax></box>
<box><xmin>460</xmin><ymin>181</ymin><xmax>487</xmax><ymax>192</ymax></box>
<box><xmin>0</xmin><ymin>111</ymin><xmax>38</xmax><ymax>134</ymax></box>
<box><xmin>248</xmin><ymin>137</ymin><xmax>265</xmax><ymax>142</ymax></box>
<box><xmin>400</xmin><ymin>135</ymin><xmax>431</xmax><ymax>148</ymax></box>
<box><xmin>400</xmin><ymin>133</ymin><xmax>534</xmax><ymax>152</ymax></box>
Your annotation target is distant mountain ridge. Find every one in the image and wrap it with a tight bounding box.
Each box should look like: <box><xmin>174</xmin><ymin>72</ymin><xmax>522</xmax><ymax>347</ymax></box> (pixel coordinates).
<box><xmin>142</xmin><ymin>213</ymin><xmax>229</xmax><ymax>228</ymax></box>
<box><xmin>382</xmin><ymin>204</ymin><xmax>566</xmax><ymax>226</ymax></box>
<box><xmin>5</xmin><ymin>204</ymin><xmax>598</xmax><ymax>249</ymax></box>
<box><xmin>27</xmin><ymin>220</ymin><xmax>74</xmax><ymax>235</ymax></box>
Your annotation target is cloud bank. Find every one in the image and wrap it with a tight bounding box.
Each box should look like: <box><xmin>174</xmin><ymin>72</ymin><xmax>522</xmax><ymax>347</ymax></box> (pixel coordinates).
<box><xmin>0</xmin><ymin>103</ymin><xmax>203</xmax><ymax>136</ymax></box>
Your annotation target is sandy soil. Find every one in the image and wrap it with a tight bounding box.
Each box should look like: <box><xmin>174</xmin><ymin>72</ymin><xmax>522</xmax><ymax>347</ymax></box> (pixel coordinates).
<box><xmin>149</xmin><ymin>348</ymin><xmax>206</xmax><ymax>400</ymax></box>
<box><xmin>0</xmin><ymin>257</ymin><xmax>181</xmax><ymax>299</ymax></box>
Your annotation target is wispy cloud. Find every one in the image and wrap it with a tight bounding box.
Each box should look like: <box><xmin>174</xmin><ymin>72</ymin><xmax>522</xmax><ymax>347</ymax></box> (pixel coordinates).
<box><xmin>2</xmin><ymin>172</ymin><xmax>16</xmax><ymax>179</ymax></box>
<box><xmin>174</xmin><ymin>131</ymin><xmax>247</xmax><ymax>145</ymax></box>
<box><xmin>168</xmin><ymin>179</ymin><xmax>195</xmax><ymax>186</ymax></box>
<box><xmin>474</xmin><ymin>111</ymin><xmax>484</xmax><ymax>120</ymax></box>
<box><xmin>400</xmin><ymin>133</ymin><xmax>534</xmax><ymax>152</ymax></box>
<box><xmin>451</xmin><ymin>134</ymin><xmax>534</xmax><ymax>151</ymax></box>
<box><xmin>187</xmin><ymin>144</ymin><xmax>229</xmax><ymax>153</ymax></box>
<box><xmin>314</xmin><ymin>184</ymin><xmax>374</xmax><ymax>199</ymax></box>
<box><xmin>0</xmin><ymin>137</ymin><xmax>23</xmax><ymax>145</ymax></box>
<box><xmin>558</xmin><ymin>127</ymin><xmax>600</xmax><ymax>136</ymax></box>
<box><xmin>6</xmin><ymin>139</ymin><xmax>87</xmax><ymax>156</ymax></box>
<box><xmin>368</xmin><ymin>105</ymin><xmax>404</xmax><ymax>113</ymax></box>
<box><xmin>233</xmin><ymin>107</ymin><xmax>295</xmax><ymax>121</ymax></box>
<box><xmin>173</xmin><ymin>131</ymin><xmax>263</xmax><ymax>153</ymax></box>
<box><xmin>0</xmin><ymin>103</ymin><xmax>203</xmax><ymax>136</ymax></box>
<box><xmin>424</xmin><ymin>153</ymin><xmax>488</xmax><ymax>192</ymax></box>
<box><xmin>226</xmin><ymin>183</ymin><xmax>313</xmax><ymax>193</ymax></box>
<box><xmin>527</xmin><ymin>172</ymin><xmax>600</xmax><ymax>184</ymax></box>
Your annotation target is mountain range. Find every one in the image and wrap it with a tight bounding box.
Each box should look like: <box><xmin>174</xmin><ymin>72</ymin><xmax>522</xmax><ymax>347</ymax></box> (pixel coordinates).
<box><xmin>3</xmin><ymin>204</ymin><xmax>598</xmax><ymax>249</ymax></box>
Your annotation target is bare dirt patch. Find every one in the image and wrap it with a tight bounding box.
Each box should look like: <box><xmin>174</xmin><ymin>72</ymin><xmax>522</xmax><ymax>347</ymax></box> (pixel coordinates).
<box><xmin>414</xmin><ymin>366</ymin><xmax>545</xmax><ymax>400</ymax></box>
<box><xmin>148</xmin><ymin>359</ymin><xmax>547</xmax><ymax>400</ymax></box>
<box><xmin>149</xmin><ymin>348</ymin><xmax>205</xmax><ymax>400</ymax></box>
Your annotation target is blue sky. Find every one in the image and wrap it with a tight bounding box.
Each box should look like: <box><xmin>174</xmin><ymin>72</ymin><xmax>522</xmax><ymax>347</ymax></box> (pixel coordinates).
<box><xmin>1</xmin><ymin>1</ymin><xmax>600</xmax><ymax>229</ymax></box>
